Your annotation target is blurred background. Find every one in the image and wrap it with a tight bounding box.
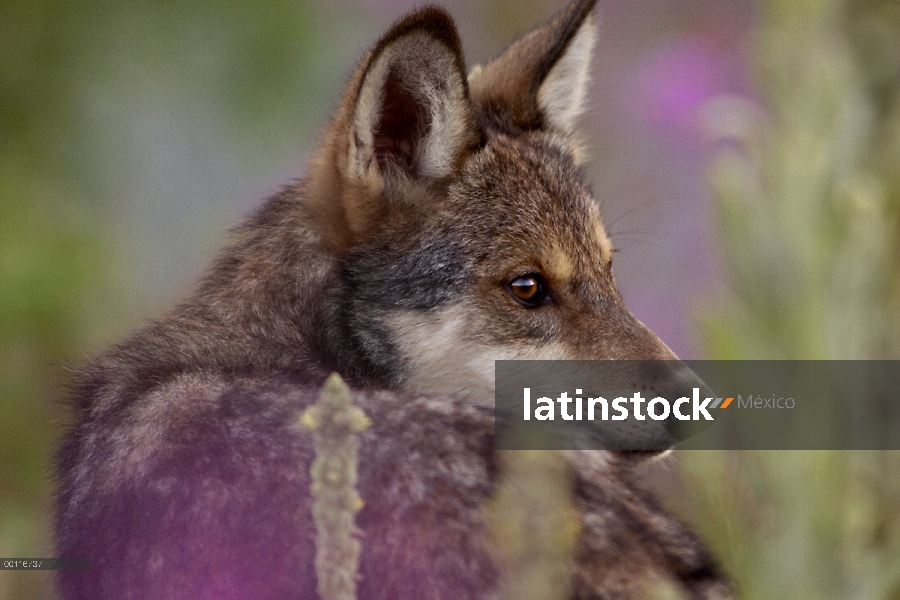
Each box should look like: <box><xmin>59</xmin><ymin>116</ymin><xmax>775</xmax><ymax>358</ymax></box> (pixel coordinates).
<box><xmin>1</xmin><ymin>0</ymin><xmax>898</xmax><ymax>598</ymax></box>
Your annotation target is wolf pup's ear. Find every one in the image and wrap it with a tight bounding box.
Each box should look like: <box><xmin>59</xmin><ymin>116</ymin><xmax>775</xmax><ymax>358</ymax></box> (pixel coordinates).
<box><xmin>469</xmin><ymin>0</ymin><xmax>597</xmax><ymax>136</ymax></box>
<box><xmin>338</xmin><ymin>7</ymin><xmax>478</xmax><ymax>186</ymax></box>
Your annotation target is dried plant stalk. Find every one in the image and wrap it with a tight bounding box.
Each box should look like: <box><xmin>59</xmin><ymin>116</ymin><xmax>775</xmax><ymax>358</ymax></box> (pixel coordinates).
<box><xmin>300</xmin><ymin>373</ymin><xmax>371</xmax><ymax>600</ymax></box>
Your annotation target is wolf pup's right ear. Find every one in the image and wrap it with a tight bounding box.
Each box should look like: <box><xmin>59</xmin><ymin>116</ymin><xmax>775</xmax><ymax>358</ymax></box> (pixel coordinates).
<box><xmin>309</xmin><ymin>7</ymin><xmax>480</xmax><ymax>245</ymax></box>
<box><xmin>346</xmin><ymin>7</ymin><xmax>479</xmax><ymax>182</ymax></box>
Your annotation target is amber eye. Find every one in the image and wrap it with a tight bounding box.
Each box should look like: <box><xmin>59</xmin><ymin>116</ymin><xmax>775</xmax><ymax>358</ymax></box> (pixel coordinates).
<box><xmin>507</xmin><ymin>274</ymin><xmax>549</xmax><ymax>307</ymax></box>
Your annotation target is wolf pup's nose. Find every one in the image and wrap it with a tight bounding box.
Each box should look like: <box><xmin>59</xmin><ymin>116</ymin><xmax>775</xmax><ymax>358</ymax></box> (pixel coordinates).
<box><xmin>660</xmin><ymin>362</ymin><xmax>718</xmax><ymax>443</ymax></box>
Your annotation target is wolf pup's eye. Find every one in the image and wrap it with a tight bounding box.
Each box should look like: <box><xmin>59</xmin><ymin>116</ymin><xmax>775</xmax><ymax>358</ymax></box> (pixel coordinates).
<box><xmin>507</xmin><ymin>274</ymin><xmax>549</xmax><ymax>307</ymax></box>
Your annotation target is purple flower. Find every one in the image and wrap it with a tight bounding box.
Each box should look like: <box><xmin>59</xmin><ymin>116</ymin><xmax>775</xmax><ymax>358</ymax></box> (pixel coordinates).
<box><xmin>627</xmin><ymin>38</ymin><xmax>735</xmax><ymax>132</ymax></box>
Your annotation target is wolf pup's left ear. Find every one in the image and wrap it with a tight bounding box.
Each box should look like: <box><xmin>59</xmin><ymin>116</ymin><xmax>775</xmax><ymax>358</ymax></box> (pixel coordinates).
<box><xmin>469</xmin><ymin>0</ymin><xmax>597</xmax><ymax>136</ymax></box>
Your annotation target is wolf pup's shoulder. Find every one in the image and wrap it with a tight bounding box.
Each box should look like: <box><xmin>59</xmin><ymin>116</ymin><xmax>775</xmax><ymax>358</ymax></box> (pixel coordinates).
<box><xmin>55</xmin><ymin>1</ymin><xmax>732</xmax><ymax>598</ymax></box>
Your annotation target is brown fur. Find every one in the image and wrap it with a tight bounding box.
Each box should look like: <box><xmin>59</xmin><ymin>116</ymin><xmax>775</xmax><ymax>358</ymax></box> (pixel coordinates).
<box><xmin>469</xmin><ymin>0</ymin><xmax>596</xmax><ymax>132</ymax></box>
<box><xmin>55</xmin><ymin>1</ymin><xmax>733</xmax><ymax>599</ymax></box>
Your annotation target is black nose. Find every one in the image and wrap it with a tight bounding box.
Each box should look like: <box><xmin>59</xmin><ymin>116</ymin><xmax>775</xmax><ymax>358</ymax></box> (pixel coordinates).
<box><xmin>657</xmin><ymin>361</ymin><xmax>717</xmax><ymax>442</ymax></box>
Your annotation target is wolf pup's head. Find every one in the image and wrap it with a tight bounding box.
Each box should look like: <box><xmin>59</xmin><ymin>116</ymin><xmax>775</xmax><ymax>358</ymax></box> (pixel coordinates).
<box><xmin>304</xmin><ymin>0</ymin><xmax>701</xmax><ymax>441</ymax></box>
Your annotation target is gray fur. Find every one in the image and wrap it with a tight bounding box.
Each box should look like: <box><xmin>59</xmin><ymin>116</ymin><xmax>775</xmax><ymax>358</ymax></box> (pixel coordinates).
<box><xmin>54</xmin><ymin>1</ymin><xmax>733</xmax><ymax>599</ymax></box>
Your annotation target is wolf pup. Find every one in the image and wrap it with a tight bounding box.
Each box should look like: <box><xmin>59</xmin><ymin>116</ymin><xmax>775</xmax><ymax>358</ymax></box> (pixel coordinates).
<box><xmin>55</xmin><ymin>0</ymin><xmax>731</xmax><ymax>598</ymax></box>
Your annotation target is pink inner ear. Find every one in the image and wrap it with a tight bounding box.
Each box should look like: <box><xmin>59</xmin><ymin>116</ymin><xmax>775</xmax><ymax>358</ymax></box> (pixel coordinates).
<box><xmin>373</xmin><ymin>69</ymin><xmax>427</xmax><ymax>174</ymax></box>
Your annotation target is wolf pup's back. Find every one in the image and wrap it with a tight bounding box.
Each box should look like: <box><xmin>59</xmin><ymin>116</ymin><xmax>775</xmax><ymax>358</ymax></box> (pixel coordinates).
<box><xmin>55</xmin><ymin>1</ymin><xmax>731</xmax><ymax>598</ymax></box>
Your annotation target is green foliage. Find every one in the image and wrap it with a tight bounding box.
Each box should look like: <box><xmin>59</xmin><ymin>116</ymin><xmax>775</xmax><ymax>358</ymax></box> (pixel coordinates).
<box><xmin>486</xmin><ymin>448</ymin><xmax>579</xmax><ymax>600</ymax></box>
<box><xmin>688</xmin><ymin>1</ymin><xmax>900</xmax><ymax>598</ymax></box>
<box><xmin>1</xmin><ymin>5</ymin><xmax>109</xmax><ymax>589</ymax></box>
<box><xmin>0</xmin><ymin>0</ymin><xmax>323</xmax><ymax>596</ymax></box>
